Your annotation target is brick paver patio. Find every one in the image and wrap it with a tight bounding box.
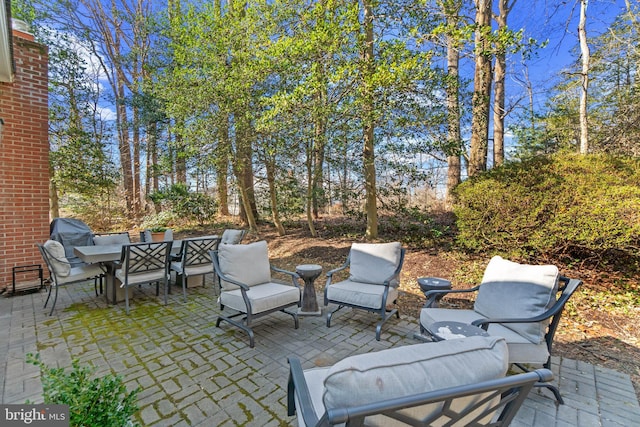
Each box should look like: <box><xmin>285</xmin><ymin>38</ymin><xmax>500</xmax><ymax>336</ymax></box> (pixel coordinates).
<box><xmin>1</xmin><ymin>281</ymin><xmax>639</xmax><ymax>426</ymax></box>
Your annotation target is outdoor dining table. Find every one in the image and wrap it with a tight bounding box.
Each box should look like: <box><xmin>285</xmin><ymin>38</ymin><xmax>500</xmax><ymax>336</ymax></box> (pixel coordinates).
<box><xmin>74</xmin><ymin>241</ymin><xmax>182</xmax><ymax>304</ymax></box>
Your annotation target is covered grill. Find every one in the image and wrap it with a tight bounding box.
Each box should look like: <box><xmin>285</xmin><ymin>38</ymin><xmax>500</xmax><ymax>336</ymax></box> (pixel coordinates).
<box><xmin>49</xmin><ymin>218</ymin><xmax>94</xmax><ymax>266</ymax></box>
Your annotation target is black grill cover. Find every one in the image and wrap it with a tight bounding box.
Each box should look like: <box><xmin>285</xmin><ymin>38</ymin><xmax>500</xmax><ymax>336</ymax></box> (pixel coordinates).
<box><xmin>49</xmin><ymin>218</ymin><xmax>94</xmax><ymax>265</ymax></box>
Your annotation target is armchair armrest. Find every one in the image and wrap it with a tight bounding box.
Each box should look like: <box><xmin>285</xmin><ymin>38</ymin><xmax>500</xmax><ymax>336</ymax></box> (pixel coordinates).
<box><xmin>287</xmin><ymin>357</ymin><xmax>320</xmax><ymax>427</ymax></box>
<box><xmin>271</xmin><ymin>265</ymin><xmax>301</xmax><ymax>287</ymax></box>
<box><xmin>326</xmin><ymin>260</ymin><xmax>349</xmax><ymax>280</ymax></box>
<box><xmin>424</xmin><ymin>285</ymin><xmax>481</xmax><ymax>299</ymax></box>
<box><xmin>215</xmin><ymin>270</ymin><xmax>251</xmax><ymax>291</ymax></box>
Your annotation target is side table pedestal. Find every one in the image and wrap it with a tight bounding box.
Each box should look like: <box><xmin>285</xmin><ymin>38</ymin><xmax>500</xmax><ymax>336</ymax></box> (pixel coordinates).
<box><xmin>296</xmin><ymin>264</ymin><xmax>322</xmax><ymax>316</ymax></box>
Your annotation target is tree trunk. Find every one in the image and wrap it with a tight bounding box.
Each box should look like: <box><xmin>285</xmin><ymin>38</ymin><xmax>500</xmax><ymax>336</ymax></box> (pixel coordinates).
<box><xmin>235</xmin><ymin>115</ymin><xmax>258</xmax><ymax>231</ymax></box>
<box><xmin>217</xmin><ymin>113</ymin><xmax>230</xmax><ymax>216</ymax></box>
<box><xmin>266</xmin><ymin>154</ymin><xmax>286</xmax><ymax>236</ymax></box>
<box><xmin>492</xmin><ymin>0</ymin><xmax>515</xmax><ymax>167</ymax></box>
<box><xmin>578</xmin><ymin>0</ymin><xmax>590</xmax><ymax>154</ymax></box>
<box><xmin>362</xmin><ymin>0</ymin><xmax>378</xmax><ymax>240</ymax></box>
<box><xmin>49</xmin><ymin>162</ymin><xmax>60</xmax><ymax>219</ymax></box>
<box><xmin>306</xmin><ymin>136</ymin><xmax>318</xmax><ymax>237</ymax></box>
<box><xmin>469</xmin><ymin>0</ymin><xmax>493</xmax><ymax>177</ymax></box>
<box><xmin>441</xmin><ymin>0</ymin><xmax>463</xmax><ymax>204</ymax></box>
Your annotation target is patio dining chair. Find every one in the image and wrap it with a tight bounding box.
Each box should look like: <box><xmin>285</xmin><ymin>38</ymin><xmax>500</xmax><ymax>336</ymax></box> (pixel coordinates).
<box><xmin>38</xmin><ymin>240</ymin><xmax>105</xmax><ymax>315</ymax></box>
<box><xmin>210</xmin><ymin>240</ymin><xmax>301</xmax><ymax>348</ymax></box>
<box><xmin>418</xmin><ymin>255</ymin><xmax>582</xmax><ymax>404</ymax></box>
<box><xmin>114</xmin><ymin>241</ymin><xmax>173</xmax><ymax>314</ymax></box>
<box><xmin>324</xmin><ymin>242</ymin><xmax>405</xmax><ymax>340</ymax></box>
<box><xmin>170</xmin><ymin>236</ymin><xmax>222</xmax><ymax>301</ymax></box>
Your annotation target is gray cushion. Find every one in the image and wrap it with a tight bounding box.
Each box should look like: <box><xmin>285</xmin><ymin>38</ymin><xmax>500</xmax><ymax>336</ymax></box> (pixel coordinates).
<box><xmin>322</xmin><ymin>336</ymin><xmax>508</xmax><ymax>410</ymax></box>
<box><xmin>44</xmin><ymin>240</ymin><xmax>70</xmax><ymax>277</ymax></box>
<box><xmin>218</xmin><ymin>240</ymin><xmax>271</xmax><ymax>291</ymax></box>
<box><xmin>221</xmin><ymin>229</ymin><xmax>245</xmax><ymax>244</ymax></box>
<box><xmin>116</xmin><ymin>269</ymin><xmax>168</xmax><ymax>286</ymax></box>
<box><xmin>325</xmin><ymin>279</ymin><xmax>398</xmax><ymax>309</ymax></box>
<box><xmin>474</xmin><ymin>256</ymin><xmax>559</xmax><ymax>344</ymax></box>
<box><xmin>349</xmin><ymin>242</ymin><xmax>402</xmax><ymax>286</ymax></box>
<box><xmin>57</xmin><ymin>264</ymin><xmax>104</xmax><ymax>286</ymax></box>
<box><xmin>93</xmin><ymin>233</ymin><xmax>130</xmax><ymax>245</ymax></box>
<box><xmin>219</xmin><ymin>282</ymin><xmax>300</xmax><ymax>314</ymax></box>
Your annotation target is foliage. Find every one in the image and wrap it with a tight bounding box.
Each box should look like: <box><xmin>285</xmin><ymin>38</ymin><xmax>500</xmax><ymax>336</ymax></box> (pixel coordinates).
<box><xmin>149</xmin><ymin>183</ymin><xmax>217</xmax><ymax>225</ymax></box>
<box><xmin>513</xmin><ymin>4</ymin><xmax>640</xmax><ymax>158</ymax></box>
<box><xmin>453</xmin><ymin>153</ymin><xmax>640</xmax><ymax>271</ymax></box>
<box><xmin>27</xmin><ymin>353</ymin><xmax>139</xmax><ymax>427</ymax></box>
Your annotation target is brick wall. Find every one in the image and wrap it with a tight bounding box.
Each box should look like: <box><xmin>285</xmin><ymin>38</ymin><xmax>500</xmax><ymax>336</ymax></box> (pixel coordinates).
<box><xmin>0</xmin><ymin>29</ymin><xmax>49</xmax><ymax>290</ymax></box>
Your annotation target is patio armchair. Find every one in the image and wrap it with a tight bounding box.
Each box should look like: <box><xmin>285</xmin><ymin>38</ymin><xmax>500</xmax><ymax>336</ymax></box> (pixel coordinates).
<box><xmin>38</xmin><ymin>240</ymin><xmax>105</xmax><ymax>315</ymax></box>
<box><xmin>171</xmin><ymin>236</ymin><xmax>222</xmax><ymax>301</ymax></box>
<box><xmin>324</xmin><ymin>242</ymin><xmax>405</xmax><ymax>340</ymax></box>
<box><xmin>418</xmin><ymin>255</ymin><xmax>582</xmax><ymax>404</ymax></box>
<box><xmin>210</xmin><ymin>240</ymin><xmax>301</xmax><ymax>348</ymax></box>
<box><xmin>288</xmin><ymin>335</ymin><xmax>552</xmax><ymax>427</ymax></box>
<box><xmin>114</xmin><ymin>242</ymin><xmax>173</xmax><ymax>314</ymax></box>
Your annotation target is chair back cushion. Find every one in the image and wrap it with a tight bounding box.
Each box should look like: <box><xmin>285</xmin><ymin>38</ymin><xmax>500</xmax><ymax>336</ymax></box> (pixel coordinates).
<box><xmin>218</xmin><ymin>240</ymin><xmax>271</xmax><ymax>290</ymax></box>
<box><xmin>322</xmin><ymin>336</ymin><xmax>508</xmax><ymax>414</ymax></box>
<box><xmin>349</xmin><ymin>242</ymin><xmax>402</xmax><ymax>286</ymax></box>
<box><xmin>474</xmin><ymin>256</ymin><xmax>559</xmax><ymax>344</ymax></box>
<box><xmin>43</xmin><ymin>240</ymin><xmax>71</xmax><ymax>277</ymax></box>
<box><xmin>93</xmin><ymin>233</ymin><xmax>130</xmax><ymax>245</ymax></box>
<box><xmin>221</xmin><ymin>229</ymin><xmax>245</xmax><ymax>244</ymax></box>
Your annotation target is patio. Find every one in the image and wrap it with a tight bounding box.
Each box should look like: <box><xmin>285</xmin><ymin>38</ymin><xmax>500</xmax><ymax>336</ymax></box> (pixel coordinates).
<box><xmin>1</xmin><ymin>280</ymin><xmax>639</xmax><ymax>426</ymax></box>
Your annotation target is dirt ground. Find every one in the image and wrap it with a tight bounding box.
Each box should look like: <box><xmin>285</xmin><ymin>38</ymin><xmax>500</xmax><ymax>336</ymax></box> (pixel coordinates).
<box><xmin>192</xmin><ymin>219</ymin><xmax>640</xmax><ymax>401</ymax></box>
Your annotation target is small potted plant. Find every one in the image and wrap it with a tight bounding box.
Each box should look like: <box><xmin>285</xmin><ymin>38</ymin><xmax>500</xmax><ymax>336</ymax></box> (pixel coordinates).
<box><xmin>149</xmin><ymin>226</ymin><xmax>168</xmax><ymax>242</ymax></box>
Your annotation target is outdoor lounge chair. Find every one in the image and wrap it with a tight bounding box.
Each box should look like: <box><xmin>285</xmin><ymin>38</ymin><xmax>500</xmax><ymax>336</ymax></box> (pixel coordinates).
<box><xmin>38</xmin><ymin>240</ymin><xmax>105</xmax><ymax>315</ymax></box>
<box><xmin>288</xmin><ymin>335</ymin><xmax>552</xmax><ymax>426</ymax></box>
<box><xmin>171</xmin><ymin>236</ymin><xmax>222</xmax><ymax>300</ymax></box>
<box><xmin>324</xmin><ymin>242</ymin><xmax>405</xmax><ymax>340</ymax></box>
<box><xmin>210</xmin><ymin>240</ymin><xmax>301</xmax><ymax>348</ymax></box>
<box><xmin>114</xmin><ymin>242</ymin><xmax>173</xmax><ymax>314</ymax></box>
<box><xmin>418</xmin><ymin>255</ymin><xmax>582</xmax><ymax>404</ymax></box>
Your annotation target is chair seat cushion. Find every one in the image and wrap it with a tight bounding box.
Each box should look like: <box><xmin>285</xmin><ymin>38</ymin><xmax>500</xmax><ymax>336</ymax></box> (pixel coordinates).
<box><xmin>116</xmin><ymin>269</ymin><xmax>167</xmax><ymax>286</ymax></box>
<box><xmin>326</xmin><ymin>280</ymin><xmax>398</xmax><ymax>310</ymax></box>
<box><xmin>323</xmin><ymin>336</ymin><xmax>507</xmax><ymax>407</ymax></box>
<box><xmin>57</xmin><ymin>264</ymin><xmax>104</xmax><ymax>285</ymax></box>
<box><xmin>349</xmin><ymin>242</ymin><xmax>402</xmax><ymax>286</ymax></box>
<box><xmin>171</xmin><ymin>261</ymin><xmax>211</xmax><ymax>277</ymax></box>
<box><xmin>420</xmin><ymin>308</ymin><xmax>550</xmax><ymax>364</ymax></box>
<box><xmin>473</xmin><ymin>256</ymin><xmax>559</xmax><ymax>344</ymax></box>
<box><xmin>220</xmin><ymin>282</ymin><xmax>300</xmax><ymax>314</ymax></box>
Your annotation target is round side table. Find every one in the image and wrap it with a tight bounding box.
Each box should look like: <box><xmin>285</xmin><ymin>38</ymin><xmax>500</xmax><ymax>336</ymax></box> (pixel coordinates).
<box><xmin>296</xmin><ymin>264</ymin><xmax>322</xmax><ymax>316</ymax></box>
<box><xmin>428</xmin><ymin>321</ymin><xmax>490</xmax><ymax>342</ymax></box>
<box><xmin>417</xmin><ymin>277</ymin><xmax>452</xmax><ymax>308</ymax></box>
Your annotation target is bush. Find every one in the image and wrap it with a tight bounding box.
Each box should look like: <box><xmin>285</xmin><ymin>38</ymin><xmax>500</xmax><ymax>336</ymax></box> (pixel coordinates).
<box><xmin>453</xmin><ymin>152</ymin><xmax>640</xmax><ymax>270</ymax></box>
<box><xmin>149</xmin><ymin>183</ymin><xmax>218</xmax><ymax>225</ymax></box>
<box><xmin>27</xmin><ymin>353</ymin><xmax>140</xmax><ymax>427</ymax></box>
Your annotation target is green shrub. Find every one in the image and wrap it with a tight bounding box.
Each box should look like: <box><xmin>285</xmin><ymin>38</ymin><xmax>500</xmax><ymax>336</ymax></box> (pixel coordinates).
<box><xmin>453</xmin><ymin>152</ymin><xmax>640</xmax><ymax>269</ymax></box>
<box><xmin>149</xmin><ymin>183</ymin><xmax>218</xmax><ymax>225</ymax></box>
<box><xmin>27</xmin><ymin>353</ymin><xmax>140</xmax><ymax>427</ymax></box>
